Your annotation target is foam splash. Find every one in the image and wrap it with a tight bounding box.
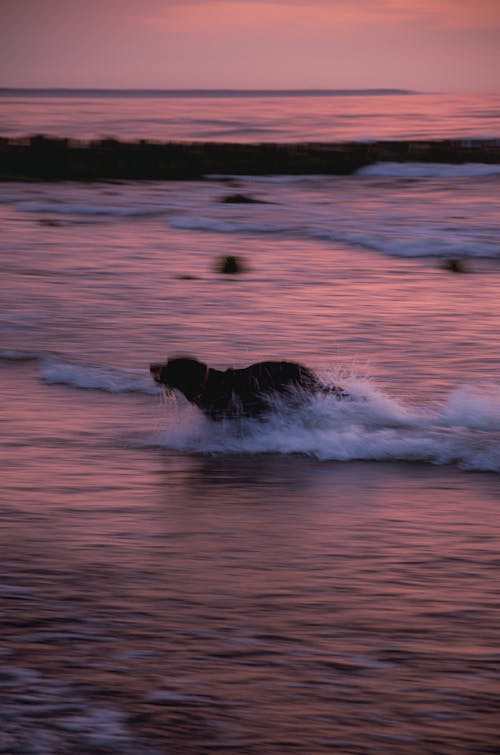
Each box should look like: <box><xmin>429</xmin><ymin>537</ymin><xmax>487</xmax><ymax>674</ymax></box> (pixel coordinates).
<box><xmin>311</xmin><ymin>226</ymin><xmax>499</xmax><ymax>259</ymax></box>
<box><xmin>440</xmin><ymin>384</ymin><xmax>500</xmax><ymax>430</ymax></box>
<box><xmin>33</xmin><ymin>357</ymin><xmax>500</xmax><ymax>472</ymax></box>
<box><xmin>170</xmin><ymin>216</ymin><xmax>289</xmax><ymax>234</ymax></box>
<box><xmin>148</xmin><ymin>379</ymin><xmax>500</xmax><ymax>473</ymax></box>
<box><xmin>40</xmin><ymin>357</ymin><xmax>157</xmax><ymax>394</ymax></box>
<box><xmin>356</xmin><ymin>162</ymin><xmax>500</xmax><ymax>179</ymax></box>
<box><xmin>17</xmin><ymin>202</ymin><xmax>165</xmax><ymax>217</ymax></box>
<box><xmin>167</xmin><ymin>191</ymin><xmax>500</xmax><ymax>259</ymax></box>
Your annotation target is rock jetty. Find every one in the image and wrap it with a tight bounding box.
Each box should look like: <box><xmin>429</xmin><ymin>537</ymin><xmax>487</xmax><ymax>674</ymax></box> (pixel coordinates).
<box><xmin>0</xmin><ymin>135</ymin><xmax>499</xmax><ymax>181</ymax></box>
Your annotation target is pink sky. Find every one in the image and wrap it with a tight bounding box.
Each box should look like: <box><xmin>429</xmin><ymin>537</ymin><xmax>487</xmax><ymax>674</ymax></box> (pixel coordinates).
<box><xmin>1</xmin><ymin>0</ymin><xmax>499</xmax><ymax>91</ymax></box>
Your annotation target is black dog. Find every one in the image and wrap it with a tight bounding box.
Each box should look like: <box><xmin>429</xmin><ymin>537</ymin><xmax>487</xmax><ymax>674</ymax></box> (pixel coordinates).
<box><xmin>150</xmin><ymin>356</ymin><xmax>345</xmax><ymax>420</ymax></box>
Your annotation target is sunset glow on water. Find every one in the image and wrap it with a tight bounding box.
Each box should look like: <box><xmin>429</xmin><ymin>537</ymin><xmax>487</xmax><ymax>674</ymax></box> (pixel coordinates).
<box><xmin>2</xmin><ymin>89</ymin><xmax>500</xmax><ymax>142</ymax></box>
<box><xmin>1</xmin><ymin>88</ymin><xmax>500</xmax><ymax>752</ymax></box>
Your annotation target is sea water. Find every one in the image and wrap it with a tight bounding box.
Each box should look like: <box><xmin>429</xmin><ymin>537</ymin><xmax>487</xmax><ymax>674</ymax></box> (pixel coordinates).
<box><xmin>1</xmin><ymin>92</ymin><xmax>500</xmax><ymax>753</ymax></box>
<box><xmin>1</xmin><ymin>88</ymin><xmax>500</xmax><ymax>141</ymax></box>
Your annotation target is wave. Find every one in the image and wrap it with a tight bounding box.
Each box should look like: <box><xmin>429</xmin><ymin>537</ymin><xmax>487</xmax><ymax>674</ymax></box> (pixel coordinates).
<box><xmin>17</xmin><ymin>202</ymin><xmax>165</xmax><ymax>217</ymax></box>
<box><xmin>0</xmin><ymin>348</ymin><xmax>43</xmax><ymax>362</ymax></box>
<box><xmin>39</xmin><ymin>357</ymin><xmax>158</xmax><ymax>394</ymax></box>
<box><xmin>1</xmin><ymin>88</ymin><xmax>417</xmax><ymax>99</ymax></box>
<box><xmin>170</xmin><ymin>216</ymin><xmax>290</xmax><ymax>234</ymax></box>
<box><xmin>1</xmin><ymin>350</ymin><xmax>160</xmax><ymax>393</ymax></box>
<box><xmin>356</xmin><ymin>162</ymin><xmax>500</xmax><ymax>178</ymax></box>
<box><xmin>13</xmin><ymin>353</ymin><xmax>499</xmax><ymax>472</ymax></box>
<box><xmin>207</xmin><ymin>174</ymin><xmax>331</xmax><ymax>183</ymax></box>
<box><xmin>169</xmin><ymin>214</ymin><xmax>499</xmax><ymax>259</ymax></box>
<box><xmin>144</xmin><ymin>379</ymin><xmax>500</xmax><ymax>473</ymax></box>
<box><xmin>311</xmin><ymin>227</ymin><xmax>499</xmax><ymax>259</ymax></box>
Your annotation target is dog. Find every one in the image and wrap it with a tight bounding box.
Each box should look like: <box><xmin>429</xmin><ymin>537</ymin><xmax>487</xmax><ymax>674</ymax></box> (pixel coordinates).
<box><xmin>149</xmin><ymin>356</ymin><xmax>346</xmax><ymax>420</ymax></box>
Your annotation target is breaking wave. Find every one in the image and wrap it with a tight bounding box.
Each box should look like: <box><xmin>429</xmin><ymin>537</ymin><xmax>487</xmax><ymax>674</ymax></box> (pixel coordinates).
<box><xmin>0</xmin><ymin>348</ymin><xmax>43</xmax><ymax>361</ymax></box>
<box><xmin>17</xmin><ymin>202</ymin><xmax>165</xmax><ymax>217</ymax></box>
<box><xmin>356</xmin><ymin>162</ymin><xmax>500</xmax><ymax>178</ymax></box>
<box><xmin>145</xmin><ymin>378</ymin><xmax>500</xmax><ymax>473</ymax></box>
<box><xmin>170</xmin><ymin>216</ymin><xmax>290</xmax><ymax>234</ymax></box>
<box><xmin>168</xmin><ymin>213</ymin><xmax>499</xmax><ymax>259</ymax></box>
<box><xmin>6</xmin><ymin>353</ymin><xmax>497</xmax><ymax>472</ymax></box>
<box><xmin>39</xmin><ymin>356</ymin><xmax>158</xmax><ymax>394</ymax></box>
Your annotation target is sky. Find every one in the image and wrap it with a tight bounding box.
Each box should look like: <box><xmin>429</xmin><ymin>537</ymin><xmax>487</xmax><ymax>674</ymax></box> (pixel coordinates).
<box><xmin>1</xmin><ymin>0</ymin><xmax>499</xmax><ymax>92</ymax></box>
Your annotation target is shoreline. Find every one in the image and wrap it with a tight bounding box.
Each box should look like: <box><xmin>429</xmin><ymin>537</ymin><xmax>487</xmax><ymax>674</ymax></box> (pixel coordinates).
<box><xmin>1</xmin><ymin>135</ymin><xmax>500</xmax><ymax>181</ymax></box>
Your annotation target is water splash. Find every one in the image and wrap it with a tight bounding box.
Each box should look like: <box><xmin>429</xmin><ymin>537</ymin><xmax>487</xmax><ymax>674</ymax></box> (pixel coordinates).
<box><xmin>147</xmin><ymin>378</ymin><xmax>500</xmax><ymax>473</ymax></box>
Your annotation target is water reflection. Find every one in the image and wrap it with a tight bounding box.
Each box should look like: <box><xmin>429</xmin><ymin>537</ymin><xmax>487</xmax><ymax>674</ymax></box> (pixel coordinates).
<box><xmin>2</xmin><ymin>424</ymin><xmax>500</xmax><ymax>752</ymax></box>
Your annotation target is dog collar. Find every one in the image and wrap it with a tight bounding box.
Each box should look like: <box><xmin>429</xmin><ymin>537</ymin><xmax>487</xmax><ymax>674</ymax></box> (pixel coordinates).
<box><xmin>199</xmin><ymin>366</ymin><xmax>210</xmax><ymax>393</ymax></box>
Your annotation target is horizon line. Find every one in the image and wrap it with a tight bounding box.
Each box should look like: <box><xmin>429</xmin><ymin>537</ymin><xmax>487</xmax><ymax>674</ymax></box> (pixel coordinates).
<box><xmin>0</xmin><ymin>86</ymin><xmax>420</xmax><ymax>97</ymax></box>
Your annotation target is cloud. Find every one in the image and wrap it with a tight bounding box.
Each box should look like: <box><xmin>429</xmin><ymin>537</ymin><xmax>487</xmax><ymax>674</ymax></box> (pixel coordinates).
<box><xmin>134</xmin><ymin>0</ymin><xmax>500</xmax><ymax>32</ymax></box>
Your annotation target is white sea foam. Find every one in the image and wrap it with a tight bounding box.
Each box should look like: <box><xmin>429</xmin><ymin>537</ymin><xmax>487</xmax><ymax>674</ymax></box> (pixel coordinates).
<box><xmin>13</xmin><ymin>355</ymin><xmax>498</xmax><ymax>471</ymax></box>
<box><xmin>311</xmin><ymin>226</ymin><xmax>499</xmax><ymax>258</ymax></box>
<box><xmin>357</xmin><ymin>162</ymin><xmax>500</xmax><ymax>178</ymax></box>
<box><xmin>168</xmin><ymin>212</ymin><xmax>499</xmax><ymax>258</ymax></box>
<box><xmin>440</xmin><ymin>384</ymin><xmax>500</xmax><ymax>430</ymax></box>
<box><xmin>40</xmin><ymin>357</ymin><xmax>157</xmax><ymax>394</ymax></box>
<box><xmin>38</xmin><ymin>358</ymin><xmax>500</xmax><ymax>472</ymax></box>
<box><xmin>17</xmin><ymin>202</ymin><xmax>164</xmax><ymax>217</ymax></box>
<box><xmin>147</xmin><ymin>379</ymin><xmax>500</xmax><ymax>473</ymax></box>
<box><xmin>165</xmin><ymin>175</ymin><xmax>500</xmax><ymax>258</ymax></box>
<box><xmin>170</xmin><ymin>216</ymin><xmax>290</xmax><ymax>234</ymax></box>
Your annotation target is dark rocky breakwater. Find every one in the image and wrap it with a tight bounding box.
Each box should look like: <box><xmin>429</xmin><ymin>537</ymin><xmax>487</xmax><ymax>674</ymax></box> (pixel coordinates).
<box><xmin>1</xmin><ymin>135</ymin><xmax>499</xmax><ymax>180</ymax></box>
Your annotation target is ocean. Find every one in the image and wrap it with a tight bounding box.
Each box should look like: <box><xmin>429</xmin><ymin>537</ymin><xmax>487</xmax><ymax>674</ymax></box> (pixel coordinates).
<box><xmin>2</xmin><ymin>88</ymin><xmax>500</xmax><ymax>142</ymax></box>
<box><xmin>1</xmin><ymin>90</ymin><xmax>500</xmax><ymax>753</ymax></box>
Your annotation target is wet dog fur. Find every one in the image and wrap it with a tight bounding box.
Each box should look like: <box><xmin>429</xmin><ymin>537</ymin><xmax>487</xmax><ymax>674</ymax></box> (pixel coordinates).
<box><xmin>150</xmin><ymin>356</ymin><xmax>345</xmax><ymax>420</ymax></box>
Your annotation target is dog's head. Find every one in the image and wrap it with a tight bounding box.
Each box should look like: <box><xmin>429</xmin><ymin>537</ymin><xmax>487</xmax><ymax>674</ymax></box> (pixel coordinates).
<box><xmin>149</xmin><ymin>357</ymin><xmax>207</xmax><ymax>401</ymax></box>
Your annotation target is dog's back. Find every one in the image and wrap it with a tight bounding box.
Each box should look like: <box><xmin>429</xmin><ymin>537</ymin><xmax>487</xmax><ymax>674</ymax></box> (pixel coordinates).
<box><xmin>230</xmin><ymin>360</ymin><xmax>318</xmax><ymax>395</ymax></box>
<box><xmin>198</xmin><ymin>360</ymin><xmax>320</xmax><ymax>418</ymax></box>
<box><xmin>151</xmin><ymin>356</ymin><xmax>342</xmax><ymax>419</ymax></box>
